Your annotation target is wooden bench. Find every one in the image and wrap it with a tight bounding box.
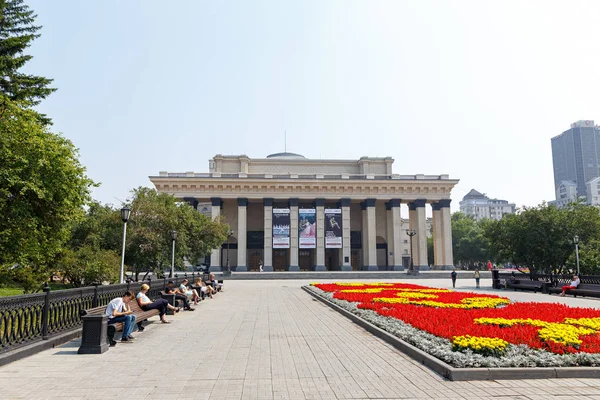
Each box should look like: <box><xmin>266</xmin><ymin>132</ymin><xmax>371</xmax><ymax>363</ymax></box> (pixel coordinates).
<box><xmin>77</xmin><ymin>298</ymin><xmax>159</xmax><ymax>354</ymax></box>
<box><xmin>505</xmin><ymin>279</ymin><xmax>549</xmax><ymax>293</ymax></box>
<box><xmin>548</xmin><ymin>283</ymin><xmax>600</xmax><ymax>298</ymax></box>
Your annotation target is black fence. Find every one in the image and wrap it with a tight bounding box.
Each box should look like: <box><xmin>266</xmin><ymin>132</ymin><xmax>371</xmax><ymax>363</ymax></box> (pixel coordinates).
<box><xmin>0</xmin><ymin>272</ymin><xmax>208</xmax><ymax>355</ymax></box>
<box><xmin>492</xmin><ymin>270</ymin><xmax>600</xmax><ymax>289</ymax></box>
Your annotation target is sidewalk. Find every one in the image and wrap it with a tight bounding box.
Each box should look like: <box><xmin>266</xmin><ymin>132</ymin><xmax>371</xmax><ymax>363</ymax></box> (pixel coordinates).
<box><xmin>1</xmin><ymin>279</ymin><xmax>600</xmax><ymax>399</ymax></box>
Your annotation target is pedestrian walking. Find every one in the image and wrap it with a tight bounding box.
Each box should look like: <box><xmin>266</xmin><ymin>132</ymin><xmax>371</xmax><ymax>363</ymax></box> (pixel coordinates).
<box><xmin>259</xmin><ymin>260</ymin><xmax>263</xmax><ymax>272</ymax></box>
<box><xmin>451</xmin><ymin>269</ymin><xmax>457</xmax><ymax>289</ymax></box>
<box><xmin>474</xmin><ymin>269</ymin><xmax>480</xmax><ymax>288</ymax></box>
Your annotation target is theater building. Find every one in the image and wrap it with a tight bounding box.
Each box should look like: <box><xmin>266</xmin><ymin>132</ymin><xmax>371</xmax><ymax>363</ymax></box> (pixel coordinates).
<box><xmin>150</xmin><ymin>153</ymin><xmax>458</xmax><ymax>272</ymax></box>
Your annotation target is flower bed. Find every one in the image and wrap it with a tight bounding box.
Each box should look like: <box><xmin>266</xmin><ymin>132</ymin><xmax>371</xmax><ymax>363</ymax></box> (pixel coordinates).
<box><xmin>308</xmin><ymin>282</ymin><xmax>600</xmax><ymax>368</ymax></box>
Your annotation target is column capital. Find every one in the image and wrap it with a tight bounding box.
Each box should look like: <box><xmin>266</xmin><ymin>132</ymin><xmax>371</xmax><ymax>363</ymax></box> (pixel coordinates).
<box><xmin>386</xmin><ymin>199</ymin><xmax>401</xmax><ymax>210</ymax></box>
<box><xmin>314</xmin><ymin>198</ymin><xmax>326</xmax><ymax>207</ymax></box>
<box><xmin>210</xmin><ymin>197</ymin><xmax>222</xmax><ymax>207</ymax></box>
<box><xmin>339</xmin><ymin>198</ymin><xmax>351</xmax><ymax>207</ymax></box>
<box><xmin>183</xmin><ymin>197</ymin><xmax>198</xmax><ymax>209</ymax></box>
<box><xmin>288</xmin><ymin>198</ymin><xmax>299</xmax><ymax>207</ymax></box>
<box><xmin>431</xmin><ymin>202</ymin><xmax>442</xmax><ymax>211</ymax></box>
<box><xmin>408</xmin><ymin>199</ymin><xmax>426</xmax><ymax>210</ymax></box>
<box><xmin>364</xmin><ymin>198</ymin><xmax>376</xmax><ymax>207</ymax></box>
<box><xmin>439</xmin><ymin>199</ymin><xmax>452</xmax><ymax>208</ymax></box>
<box><xmin>237</xmin><ymin>198</ymin><xmax>248</xmax><ymax>207</ymax></box>
<box><xmin>263</xmin><ymin>198</ymin><xmax>274</xmax><ymax>207</ymax></box>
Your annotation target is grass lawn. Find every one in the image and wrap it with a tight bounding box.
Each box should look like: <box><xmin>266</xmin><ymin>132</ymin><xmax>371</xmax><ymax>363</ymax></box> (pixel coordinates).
<box><xmin>0</xmin><ymin>287</ymin><xmax>24</xmax><ymax>297</ymax></box>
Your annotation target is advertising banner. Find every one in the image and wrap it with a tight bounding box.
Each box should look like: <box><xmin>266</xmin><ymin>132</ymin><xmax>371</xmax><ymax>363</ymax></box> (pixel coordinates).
<box><xmin>298</xmin><ymin>208</ymin><xmax>316</xmax><ymax>248</ymax></box>
<box><xmin>272</xmin><ymin>208</ymin><xmax>290</xmax><ymax>249</ymax></box>
<box><xmin>324</xmin><ymin>209</ymin><xmax>343</xmax><ymax>248</ymax></box>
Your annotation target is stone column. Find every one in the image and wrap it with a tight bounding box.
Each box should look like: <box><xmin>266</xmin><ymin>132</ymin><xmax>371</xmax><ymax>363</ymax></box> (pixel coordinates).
<box><xmin>387</xmin><ymin>199</ymin><xmax>404</xmax><ymax>271</ymax></box>
<box><xmin>414</xmin><ymin>199</ymin><xmax>428</xmax><ymax>271</ymax></box>
<box><xmin>209</xmin><ymin>197</ymin><xmax>222</xmax><ymax>272</ymax></box>
<box><xmin>263</xmin><ymin>198</ymin><xmax>273</xmax><ymax>272</ymax></box>
<box><xmin>432</xmin><ymin>202</ymin><xmax>444</xmax><ymax>270</ymax></box>
<box><xmin>289</xmin><ymin>198</ymin><xmax>299</xmax><ymax>271</ymax></box>
<box><xmin>340</xmin><ymin>198</ymin><xmax>352</xmax><ymax>271</ymax></box>
<box><xmin>365</xmin><ymin>198</ymin><xmax>377</xmax><ymax>270</ymax></box>
<box><xmin>236</xmin><ymin>198</ymin><xmax>248</xmax><ymax>271</ymax></box>
<box><xmin>440</xmin><ymin>199</ymin><xmax>454</xmax><ymax>269</ymax></box>
<box><xmin>361</xmin><ymin>201</ymin><xmax>368</xmax><ymax>269</ymax></box>
<box><xmin>408</xmin><ymin>202</ymin><xmax>418</xmax><ymax>270</ymax></box>
<box><xmin>315</xmin><ymin>198</ymin><xmax>326</xmax><ymax>271</ymax></box>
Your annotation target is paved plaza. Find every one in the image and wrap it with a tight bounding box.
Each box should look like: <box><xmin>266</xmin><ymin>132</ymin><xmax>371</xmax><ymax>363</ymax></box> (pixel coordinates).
<box><xmin>3</xmin><ymin>278</ymin><xmax>600</xmax><ymax>399</ymax></box>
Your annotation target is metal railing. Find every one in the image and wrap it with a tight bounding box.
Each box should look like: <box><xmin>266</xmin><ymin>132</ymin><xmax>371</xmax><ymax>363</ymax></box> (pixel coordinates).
<box><xmin>492</xmin><ymin>270</ymin><xmax>600</xmax><ymax>289</ymax></box>
<box><xmin>0</xmin><ymin>272</ymin><xmax>208</xmax><ymax>355</ymax></box>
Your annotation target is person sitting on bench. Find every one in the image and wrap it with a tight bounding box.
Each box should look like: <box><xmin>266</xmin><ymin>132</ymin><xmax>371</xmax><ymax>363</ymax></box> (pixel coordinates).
<box><xmin>137</xmin><ymin>284</ymin><xmax>179</xmax><ymax>324</ymax></box>
<box><xmin>209</xmin><ymin>273</ymin><xmax>223</xmax><ymax>292</ymax></box>
<box><xmin>179</xmin><ymin>279</ymin><xmax>200</xmax><ymax>305</ymax></box>
<box><xmin>195</xmin><ymin>277</ymin><xmax>215</xmax><ymax>299</ymax></box>
<box><xmin>560</xmin><ymin>275</ymin><xmax>580</xmax><ymax>297</ymax></box>
<box><xmin>105</xmin><ymin>291</ymin><xmax>136</xmax><ymax>343</ymax></box>
<box><xmin>165</xmin><ymin>281</ymin><xmax>195</xmax><ymax>311</ymax></box>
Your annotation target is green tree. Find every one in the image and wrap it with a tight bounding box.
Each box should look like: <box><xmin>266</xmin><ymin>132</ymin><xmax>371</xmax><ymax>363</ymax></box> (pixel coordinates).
<box><xmin>0</xmin><ymin>97</ymin><xmax>95</xmax><ymax>291</ymax></box>
<box><xmin>451</xmin><ymin>212</ymin><xmax>489</xmax><ymax>268</ymax></box>
<box><xmin>482</xmin><ymin>202</ymin><xmax>600</xmax><ymax>274</ymax></box>
<box><xmin>125</xmin><ymin>188</ymin><xmax>229</xmax><ymax>279</ymax></box>
<box><xmin>0</xmin><ymin>0</ymin><xmax>55</xmax><ymax>109</ymax></box>
<box><xmin>58</xmin><ymin>245</ymin><xmax>120</xmax><ymax>287</ymax></box>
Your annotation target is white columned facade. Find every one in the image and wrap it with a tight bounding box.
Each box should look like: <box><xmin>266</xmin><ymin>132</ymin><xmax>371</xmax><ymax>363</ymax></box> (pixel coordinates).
<box><xmin>315</xmin><ymin>199</ymin><xmax>326</xmax><ymax>270</ymax></box>
<box><xmin>263</xmin><ymin>198</ymin><xmax>273</xmax><ymax>271</ymax></box>
<box><xmin>387</xmin><ymin>199</ymin><xmax>404</xmax><ymax>271</ymax></box>
<box><xmin>340</xmin><ymin>198</ymin><xmax>352</xmax><ymax>271</ymax></box>
<box><xmin>289</xmin><ymin>198</ymin><xmax>299</xmax><ymax>271</ymax></box>
<box><xmin>440</xmin><ymin>199</ymin><xmax>454</xmax><ymax>269</ymax></box>
<box><xmin>432</xmin><ymin>202</ymin><xmax>444</xmax><ymax>269</ymax></box>
<box><xmin>365</xmin><ymin>198</ymin><xmax>377</xmax><ymax>270</ymax></box>
<box><xmin>408</xmin><ymin>202</ymin><xmax>417</xmax><ymax>270</ymax></box>
<box><xmin>209</xmin><ymin>197</ymin><xmax>222</xmax><ymax>271</ymax></box>
<box><xmin>237</xmin><ymin>198</ymin><xmax>248</xmax><ymax>271</ymax></box>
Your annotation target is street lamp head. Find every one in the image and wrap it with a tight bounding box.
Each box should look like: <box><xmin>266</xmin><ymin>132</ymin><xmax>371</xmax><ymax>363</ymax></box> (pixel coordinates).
<box><xmin>171</xmin><ymin>230</ymin><xmax>177</xmax><ymax>241</ymax></box>
<box><xmin>574</xmin><ymin>235</ymin><xmax>579</xmax><ymax>244</ymax></box>
<box><xmin>229</xmin><ymin>229</ymin><xmax>234</xmax><ymax>236</ymax></box>
<box><xmin>405</xmin><ymin>228</ymin><xmax>416</xmax><ymax>236</ymax></box>
<box><xmin>120</xmin><ymin>207</ymin><xmax>131</xmax><ymax>223</ymax></box>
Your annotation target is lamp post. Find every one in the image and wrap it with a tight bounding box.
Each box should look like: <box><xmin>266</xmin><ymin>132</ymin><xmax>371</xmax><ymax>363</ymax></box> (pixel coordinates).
<box><xmin>574</xmin><ymin>235</ymin><xmax>580</xmax><ymax>276</ymax></box>
<box><xmin>406</xmin><ymin>229</ymin><xmax>417</xmax><ymax>275</ymax></box>
<box><xmin>225</xmin><ymin>229</ymin><xmax>234</xmax><ymax>273</ymax></box>
<box><xmin>170</xmin><ymin>230</ymin><xmax>177</xmax><ymax>278</ymax></box>
<box><xmin>119</xmin><ymin>207</ymin><xmax>131</xmax><ymax>284</ymax></box>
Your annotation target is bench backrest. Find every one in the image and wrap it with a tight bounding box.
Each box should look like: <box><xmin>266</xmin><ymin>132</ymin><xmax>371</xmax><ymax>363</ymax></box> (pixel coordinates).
<box><xmin>576</xmin><ymin>283</ymin><xmax>600</xmax><ymax>290</ymax></box>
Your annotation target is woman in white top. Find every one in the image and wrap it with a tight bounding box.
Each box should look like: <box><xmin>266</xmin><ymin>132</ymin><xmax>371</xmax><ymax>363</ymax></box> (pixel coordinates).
<box><xmin>560</xmin><ymin>275</ymin><xmax>580</xmax><ymax>296</ymax></box>
<box><xmin>179</xmin><ymin>279</ymin><xmax>200</xmax><ymax>305</ymax></box>
<box><xmin>136</xmin><ymin>284</ymin><xmax>179</xmax><ymax>323</ymax></box>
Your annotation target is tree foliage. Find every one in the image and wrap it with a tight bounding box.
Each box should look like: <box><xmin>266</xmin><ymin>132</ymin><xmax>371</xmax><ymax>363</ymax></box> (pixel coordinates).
<box><xmin>124</xmin><ymin>188</ymin><xmax>229</xmax><ymax>279</ymax></box>
<box><xmin>481</xmin><ymin>202</ymin><xmax>600</xmax><ymax>274</ymax></box>
<box><xmin>0</xmin><ymin>0</ymin><xmax>55</xmax><ymax>109</ymax></box>
<box><xmin>451</xmin><ymin>212</ymin><xmax>489</xmax><ymax>268</ymax></box>
<box><xmin>0</xmin><ymin>97</ymin><xmax>95</xmax><ymax>290</ymax></box>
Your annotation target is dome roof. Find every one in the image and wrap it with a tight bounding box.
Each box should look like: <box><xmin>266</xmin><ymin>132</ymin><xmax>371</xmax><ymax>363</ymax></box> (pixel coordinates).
<box><xmin>266</xmin><ymin>152</ymin><xmax>305</xmax><ymax>159</ymax></box>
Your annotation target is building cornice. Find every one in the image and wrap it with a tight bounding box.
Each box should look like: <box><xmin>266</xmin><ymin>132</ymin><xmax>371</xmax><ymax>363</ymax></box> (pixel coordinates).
<box><xmin>149</xmin><ymin>176</ymin><xmax>459</xmax><ymax>202</ymax></box>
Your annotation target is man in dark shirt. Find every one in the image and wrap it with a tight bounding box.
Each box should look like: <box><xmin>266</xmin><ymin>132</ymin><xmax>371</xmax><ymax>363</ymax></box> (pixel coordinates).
<box><xmin>164</xmin><ymin>281</ymin><xmax>194</xmax><ymax>311</ymax></box>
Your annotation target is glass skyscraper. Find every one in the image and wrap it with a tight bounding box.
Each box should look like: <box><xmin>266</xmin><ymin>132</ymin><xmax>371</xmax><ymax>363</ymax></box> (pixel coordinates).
<box><xmin>551</xmin><ymin>120</ymin><xmax>600</xmax><ymax>198</ymax></box>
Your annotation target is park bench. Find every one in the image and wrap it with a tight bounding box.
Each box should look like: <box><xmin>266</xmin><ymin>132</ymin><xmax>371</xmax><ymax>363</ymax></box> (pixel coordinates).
<box><xmin>548</xmin><ymin>283</ymin><xmax>600</xmax><ymax>298</ymax></box>
<box><xmin>505</xmin><ymin>279</ymin><xmax>549</xmax><ymax>293</ymax></box>
<box><xmin>77</xmin><ymin>298</ymin><xmax>159</xmax><ymax>354</ymax></box>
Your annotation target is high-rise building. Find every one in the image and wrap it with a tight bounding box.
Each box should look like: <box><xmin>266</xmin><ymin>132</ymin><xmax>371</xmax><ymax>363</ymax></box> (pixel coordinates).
<box><xmin>551</xmin><ymin>120</ymin><xmax>600</xmax><ymax>198</ymax></box>
<box><xmin>459</xmin><ymin>189</ymin><xmax>515</xmax><ymax>221</ymax></box>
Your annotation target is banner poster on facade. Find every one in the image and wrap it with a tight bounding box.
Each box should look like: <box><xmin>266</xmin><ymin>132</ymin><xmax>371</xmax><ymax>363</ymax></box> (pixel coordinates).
<box><xmin>272</xmin><ymin>208</ymin><xmax>290</xmax><ymax>249</ymax></box>
<box><xmin>324</xmin><ymin>209</ymin><xmax>343</xmax><ymax>248</ymax></box>
<box><xmin>197</xmin><ymin>202</ymin><xmax>212</xmax><ymax>218</ymax></box>
<box><xmin>298</xmin><ymin>208</ymin><xmax>316</xmax><ymax>248</ymax></box>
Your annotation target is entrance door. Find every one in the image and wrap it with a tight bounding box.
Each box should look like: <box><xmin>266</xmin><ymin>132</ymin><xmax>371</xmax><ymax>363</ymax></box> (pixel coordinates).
<box><xmin>274</xmin><ymin>250</ymin><xmax>287</xmax><ymax>271</ymax></box>
<box><xmin>248</xmin><ymin>250</ymin><xmax>263</xmax><ymax>271</ymax></box>
<box><xmin>351</xmin><ymin>250</ymin><xmax>361</xmax><ymax>271</ymax></box>
<box><xmin>299</xmin><ymin>250</ymin><xmax>312</xmax><ymax>271</ymax></box>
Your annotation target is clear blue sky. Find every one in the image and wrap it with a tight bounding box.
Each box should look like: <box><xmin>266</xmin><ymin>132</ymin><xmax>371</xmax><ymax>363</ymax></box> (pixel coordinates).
<box><xmin>26</xmin><ymin>0</ymin><xmax>600</xmax><ymax>211</ymax></box>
